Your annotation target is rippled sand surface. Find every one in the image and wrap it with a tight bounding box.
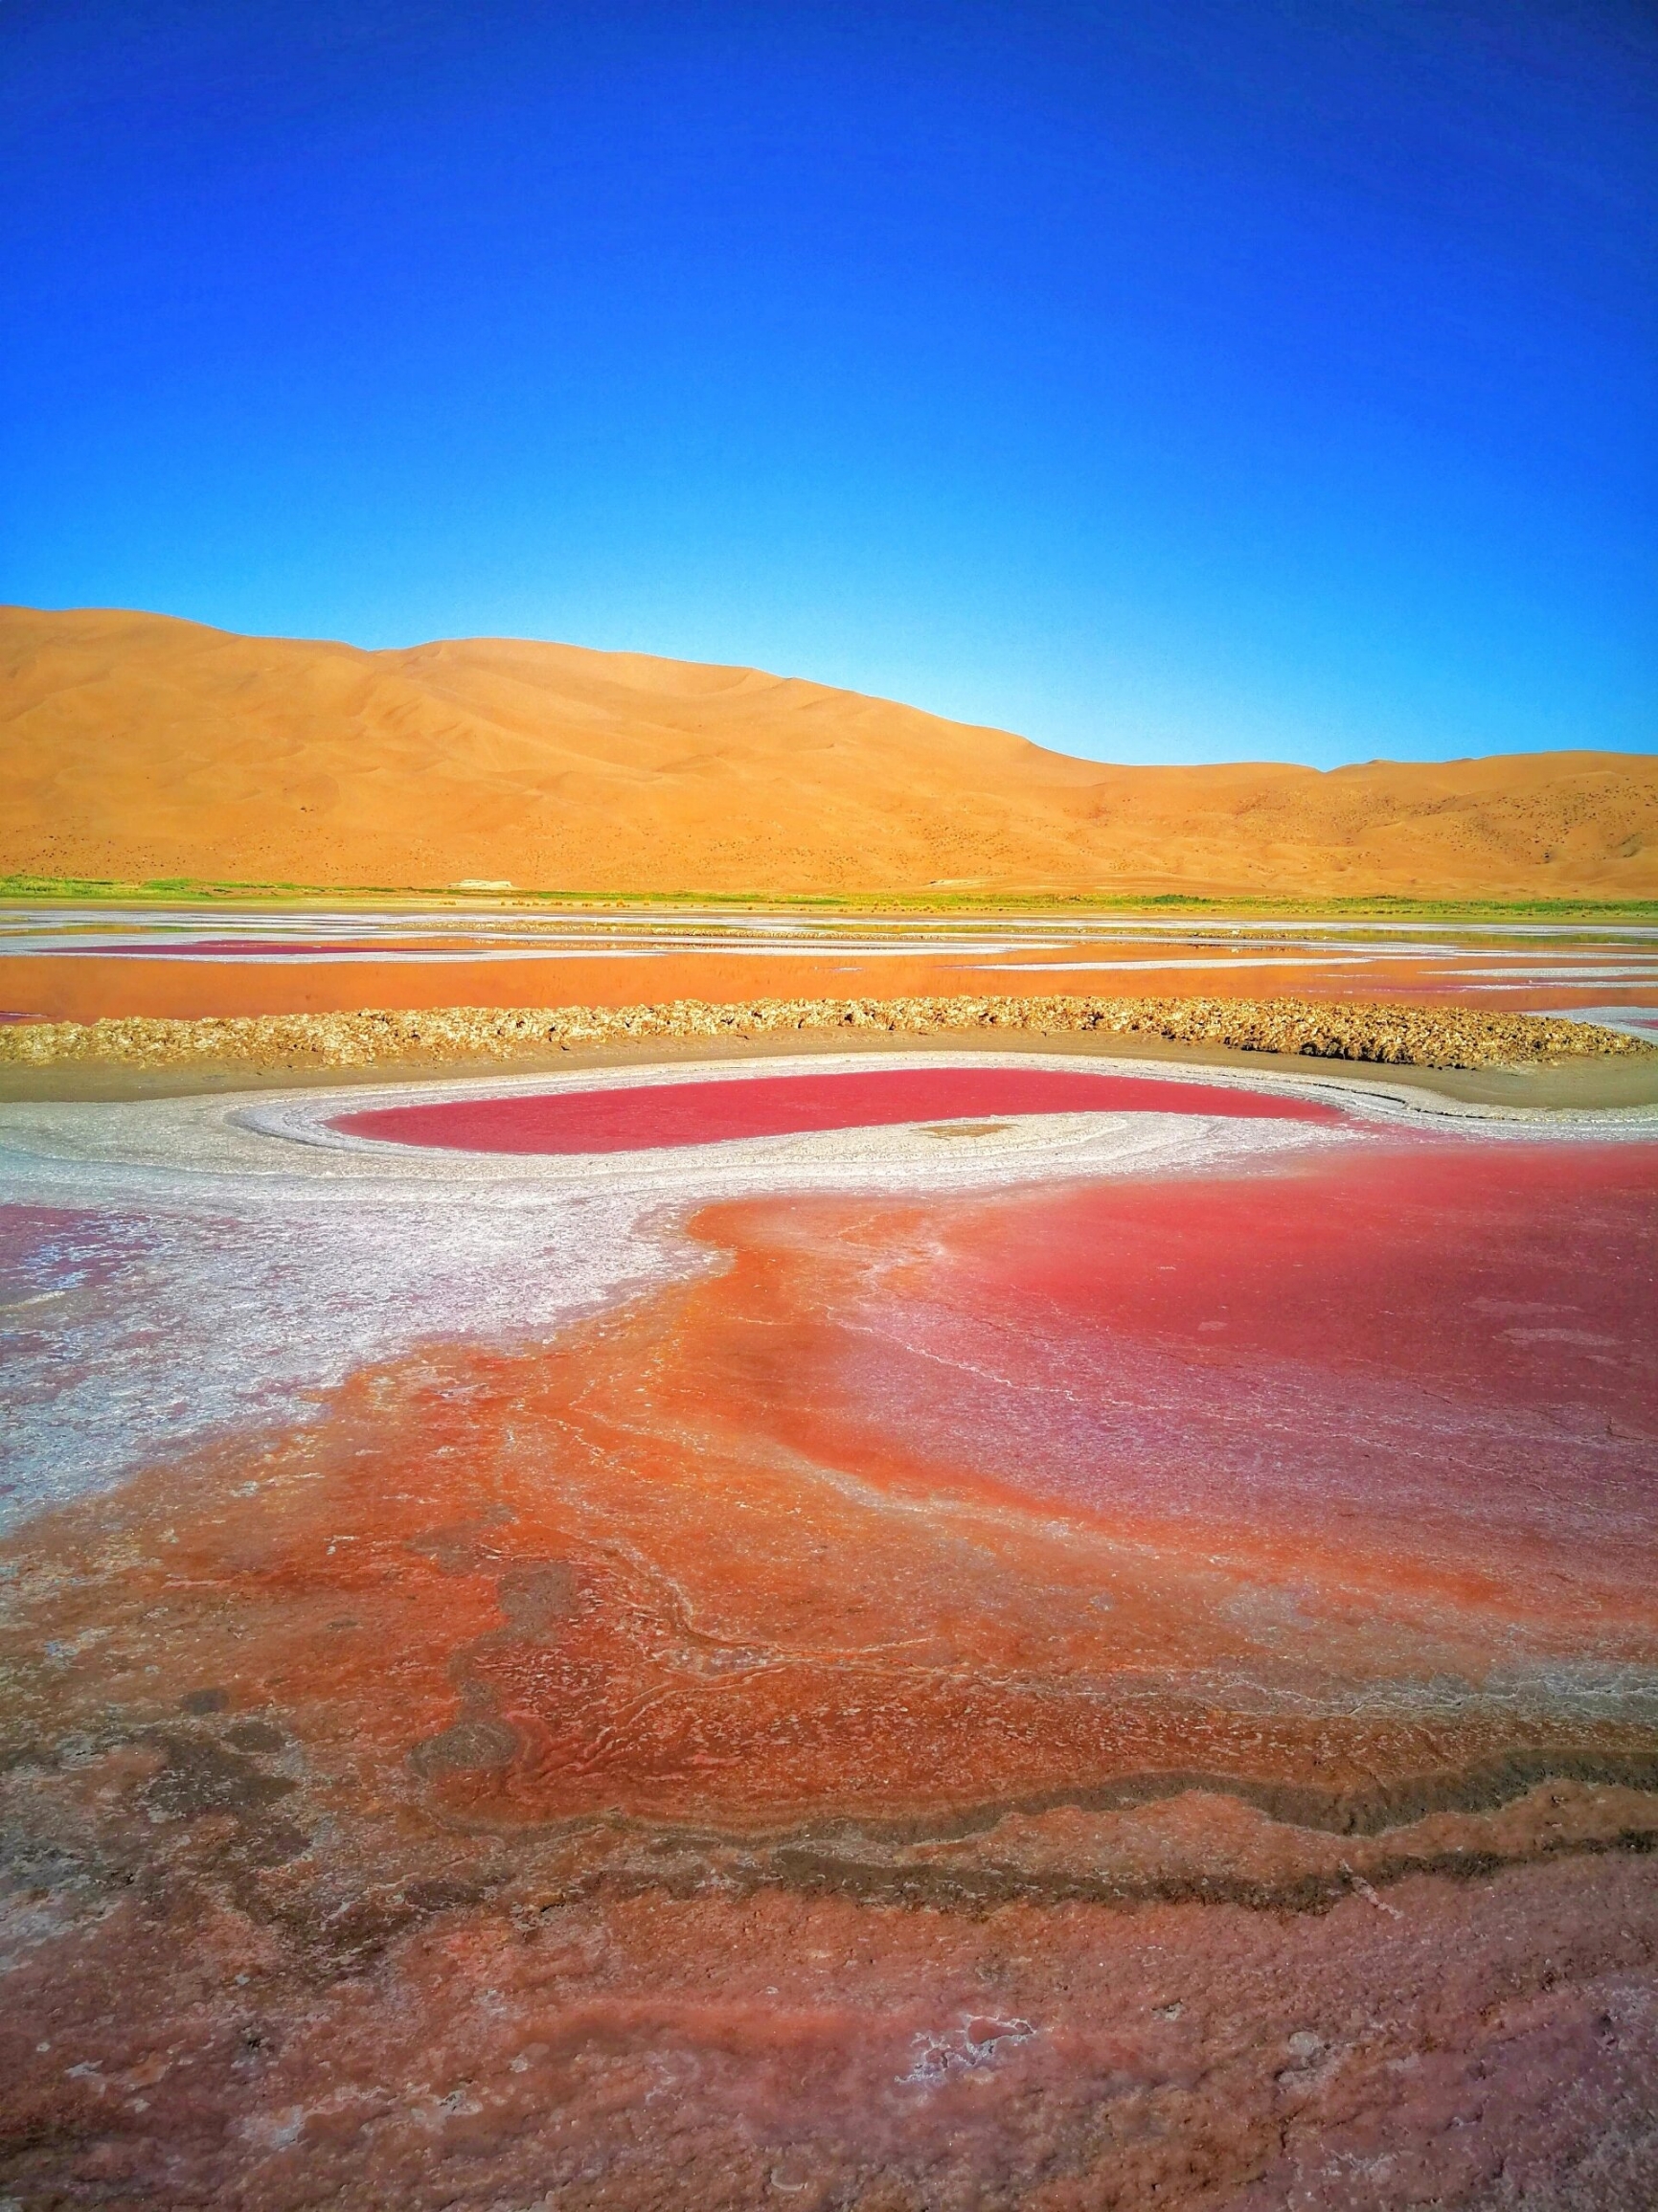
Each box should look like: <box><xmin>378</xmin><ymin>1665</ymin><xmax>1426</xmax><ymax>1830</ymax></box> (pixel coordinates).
<box><xmin>1</xmin><ymin>1065</ymin><xmax>1655</xmax><ymax>2208</ymax></box>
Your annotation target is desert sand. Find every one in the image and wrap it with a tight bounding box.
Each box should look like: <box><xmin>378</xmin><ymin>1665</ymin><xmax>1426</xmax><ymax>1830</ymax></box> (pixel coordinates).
<box><xmin>5</xmin><ymin>604</ymin><xmax>1655</xmax><ymax>899</ymax></box>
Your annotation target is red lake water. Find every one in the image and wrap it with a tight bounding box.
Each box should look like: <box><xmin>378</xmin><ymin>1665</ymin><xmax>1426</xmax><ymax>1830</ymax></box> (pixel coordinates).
<box><xmin>331</xmin><ymin>1064</ymin><xmax>1346</xmax><ymax>1152</ymax></box>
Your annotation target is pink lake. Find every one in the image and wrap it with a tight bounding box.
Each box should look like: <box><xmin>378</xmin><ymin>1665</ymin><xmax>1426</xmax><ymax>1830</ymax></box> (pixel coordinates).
<box><xmin>331</xmin><ymin>1063</ymin><xmax>1346</xmax><ymax>1152</ymax></box>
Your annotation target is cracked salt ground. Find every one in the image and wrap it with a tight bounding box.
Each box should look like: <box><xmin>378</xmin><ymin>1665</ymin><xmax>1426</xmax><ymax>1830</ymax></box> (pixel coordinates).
<box><xmin>902</xmin><ymin>2018</ymin><xmax>1039</xmax><ymax>2087</ymax></box>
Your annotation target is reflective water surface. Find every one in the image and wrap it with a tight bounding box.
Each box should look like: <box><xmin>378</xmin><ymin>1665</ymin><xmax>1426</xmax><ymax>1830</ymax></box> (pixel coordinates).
<box><xmin>5</xmin><ymin>901</ymin><xmax>1658</xmax><ymax>1038</ymax></box>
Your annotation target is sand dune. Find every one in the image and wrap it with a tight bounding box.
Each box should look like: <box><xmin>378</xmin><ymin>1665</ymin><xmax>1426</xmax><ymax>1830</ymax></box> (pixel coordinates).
<box><xmin>3</xmin><ymin>604</ymin><xmax>1653</xmax><ymax>898</ymax></box>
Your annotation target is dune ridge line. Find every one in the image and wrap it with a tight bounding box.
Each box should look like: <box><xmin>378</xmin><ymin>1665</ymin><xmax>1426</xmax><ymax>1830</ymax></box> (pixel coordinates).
<box><xmin>6</xmin><ymin>606</ymin><xmax>1656</xmax><ymax>898</ymax></box>
<box><xmin>3</xmin><ymin>993</ymin><xmax>1649</xmax><ymax>1075</ymax></box>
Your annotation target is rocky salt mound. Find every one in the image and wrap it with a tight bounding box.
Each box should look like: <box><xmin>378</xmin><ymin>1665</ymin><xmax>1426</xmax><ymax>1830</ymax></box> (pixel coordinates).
<box><xmin>4</xmin><ymin>991</ymin><xmax>1650</xmax><ymax>1076</ymax></box>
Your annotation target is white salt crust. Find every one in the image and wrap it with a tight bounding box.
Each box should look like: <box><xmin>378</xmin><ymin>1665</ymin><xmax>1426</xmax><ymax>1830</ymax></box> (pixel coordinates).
<box><xmin>0</xmin><ymin>1052</ymin><xmax>1651</xmax><ymax>1531</ymax></box>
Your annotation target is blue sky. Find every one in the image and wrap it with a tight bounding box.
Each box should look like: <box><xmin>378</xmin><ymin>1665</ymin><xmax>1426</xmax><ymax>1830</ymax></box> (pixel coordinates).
<box><xmin>2</xmin><ymin>0</ymin><xmax>1654</xmax><ymax>765</ymax></box>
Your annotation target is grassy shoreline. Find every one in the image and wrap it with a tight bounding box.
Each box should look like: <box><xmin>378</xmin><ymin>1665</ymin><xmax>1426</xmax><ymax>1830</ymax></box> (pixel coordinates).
<box><xmin>4</xmin><ymin>875</ymin><xmax>1657</xmax><ymax>924</ymax></box>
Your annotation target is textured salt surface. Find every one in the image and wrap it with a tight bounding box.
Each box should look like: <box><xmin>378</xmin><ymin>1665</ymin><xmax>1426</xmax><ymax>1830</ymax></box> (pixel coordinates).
<box><xmin>0</xmin><ymin>1054</ymin><xmax>1358</xmax><ymax>1528</ymax></box>
<box><xmin>2</xmin><ymin>1046</ymin><xmax>1647</xmax><ymax>1536</ymax></box>
<box><xmin>2</xmin><ymin>1092</ymin><xmax>1655</xmax><ymax>2209</ymax></box>
<box><xmin>0</xmin><ymin>1192</ymin><xmax>670</xmax><ymax>1529</ymax></box>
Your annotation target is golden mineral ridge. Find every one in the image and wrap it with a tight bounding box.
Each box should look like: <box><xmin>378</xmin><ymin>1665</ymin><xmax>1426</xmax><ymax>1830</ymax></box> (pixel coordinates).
<box><xmin>1</xmin><ymin>992</ymin><xmax>1649</xmax><ymax>1075</ymax></box>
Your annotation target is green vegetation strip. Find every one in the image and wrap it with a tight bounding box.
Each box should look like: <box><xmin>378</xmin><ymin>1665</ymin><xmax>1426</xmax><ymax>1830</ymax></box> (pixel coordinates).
<box><xmin>2</xmin><ymin>995</ymin><xmax>1649</xmax><ymax>1075</ymax></box>
<box><xmin>3</xmin><ymin>876</ymin><xmax>1656</xmax><ymax>923</ymax></box>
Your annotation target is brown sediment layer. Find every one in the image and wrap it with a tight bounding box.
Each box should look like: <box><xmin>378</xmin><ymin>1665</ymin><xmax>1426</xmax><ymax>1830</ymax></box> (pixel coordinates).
<box><xmin>4</xmin><ymin>1712</ymin><xmax>1654</xmax><ymax>1960</ymax></box>
<box><xmin>1</xmin><ymin>991</ymin><xmax>1649</xmax><ymax>1074</ymax></box>
<box><xmin>467</xmin><ymin>1749</ymin><xmax>1658</xmax><ymax>1857</ymax></box>
<box><xmin>600</xmin><ymin>1816</ymin><xmax>1658</xmax><ymax>1921</ymax></box>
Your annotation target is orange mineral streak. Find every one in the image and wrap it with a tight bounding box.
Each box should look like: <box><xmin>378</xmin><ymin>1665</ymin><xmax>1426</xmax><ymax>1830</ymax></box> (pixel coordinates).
<box><xmin>0</xmin><ymin>951</ymin><xmax>1003</xmax><ymax>1024</ymax></box>
<box><xmin>4</xmin><ymin>945</ymin><xmax>1645</xmax><ymax>1025</ymax></box>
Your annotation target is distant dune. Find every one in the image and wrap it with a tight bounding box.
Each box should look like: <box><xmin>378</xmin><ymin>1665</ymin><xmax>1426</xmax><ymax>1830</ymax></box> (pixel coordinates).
<box><xmin>3</xmin><ymin>606</ymin><xmax>1654</xmax><ymax>899</ymax></box>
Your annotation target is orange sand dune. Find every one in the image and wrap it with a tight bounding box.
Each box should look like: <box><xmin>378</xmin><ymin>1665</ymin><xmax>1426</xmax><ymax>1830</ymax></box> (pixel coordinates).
<box><xmin>4</xmin><ymin>604</ymin><xmax>1654</xmax><ymax>898</ymax></box>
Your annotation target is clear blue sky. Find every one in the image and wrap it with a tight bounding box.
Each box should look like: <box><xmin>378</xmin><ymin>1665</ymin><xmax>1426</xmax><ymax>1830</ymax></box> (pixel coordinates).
<box><xmin>3</xmin><ymin>0</ymin><xmax>1654</xmax><ymax>765</ymax></box>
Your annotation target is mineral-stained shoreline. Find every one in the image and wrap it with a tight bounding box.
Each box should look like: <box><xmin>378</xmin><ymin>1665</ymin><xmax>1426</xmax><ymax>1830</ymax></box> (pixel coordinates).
<box><xmin>1</xmin><ymin>992</ymin><xmax>1649</xmax><ymax>1074</ymax></box>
